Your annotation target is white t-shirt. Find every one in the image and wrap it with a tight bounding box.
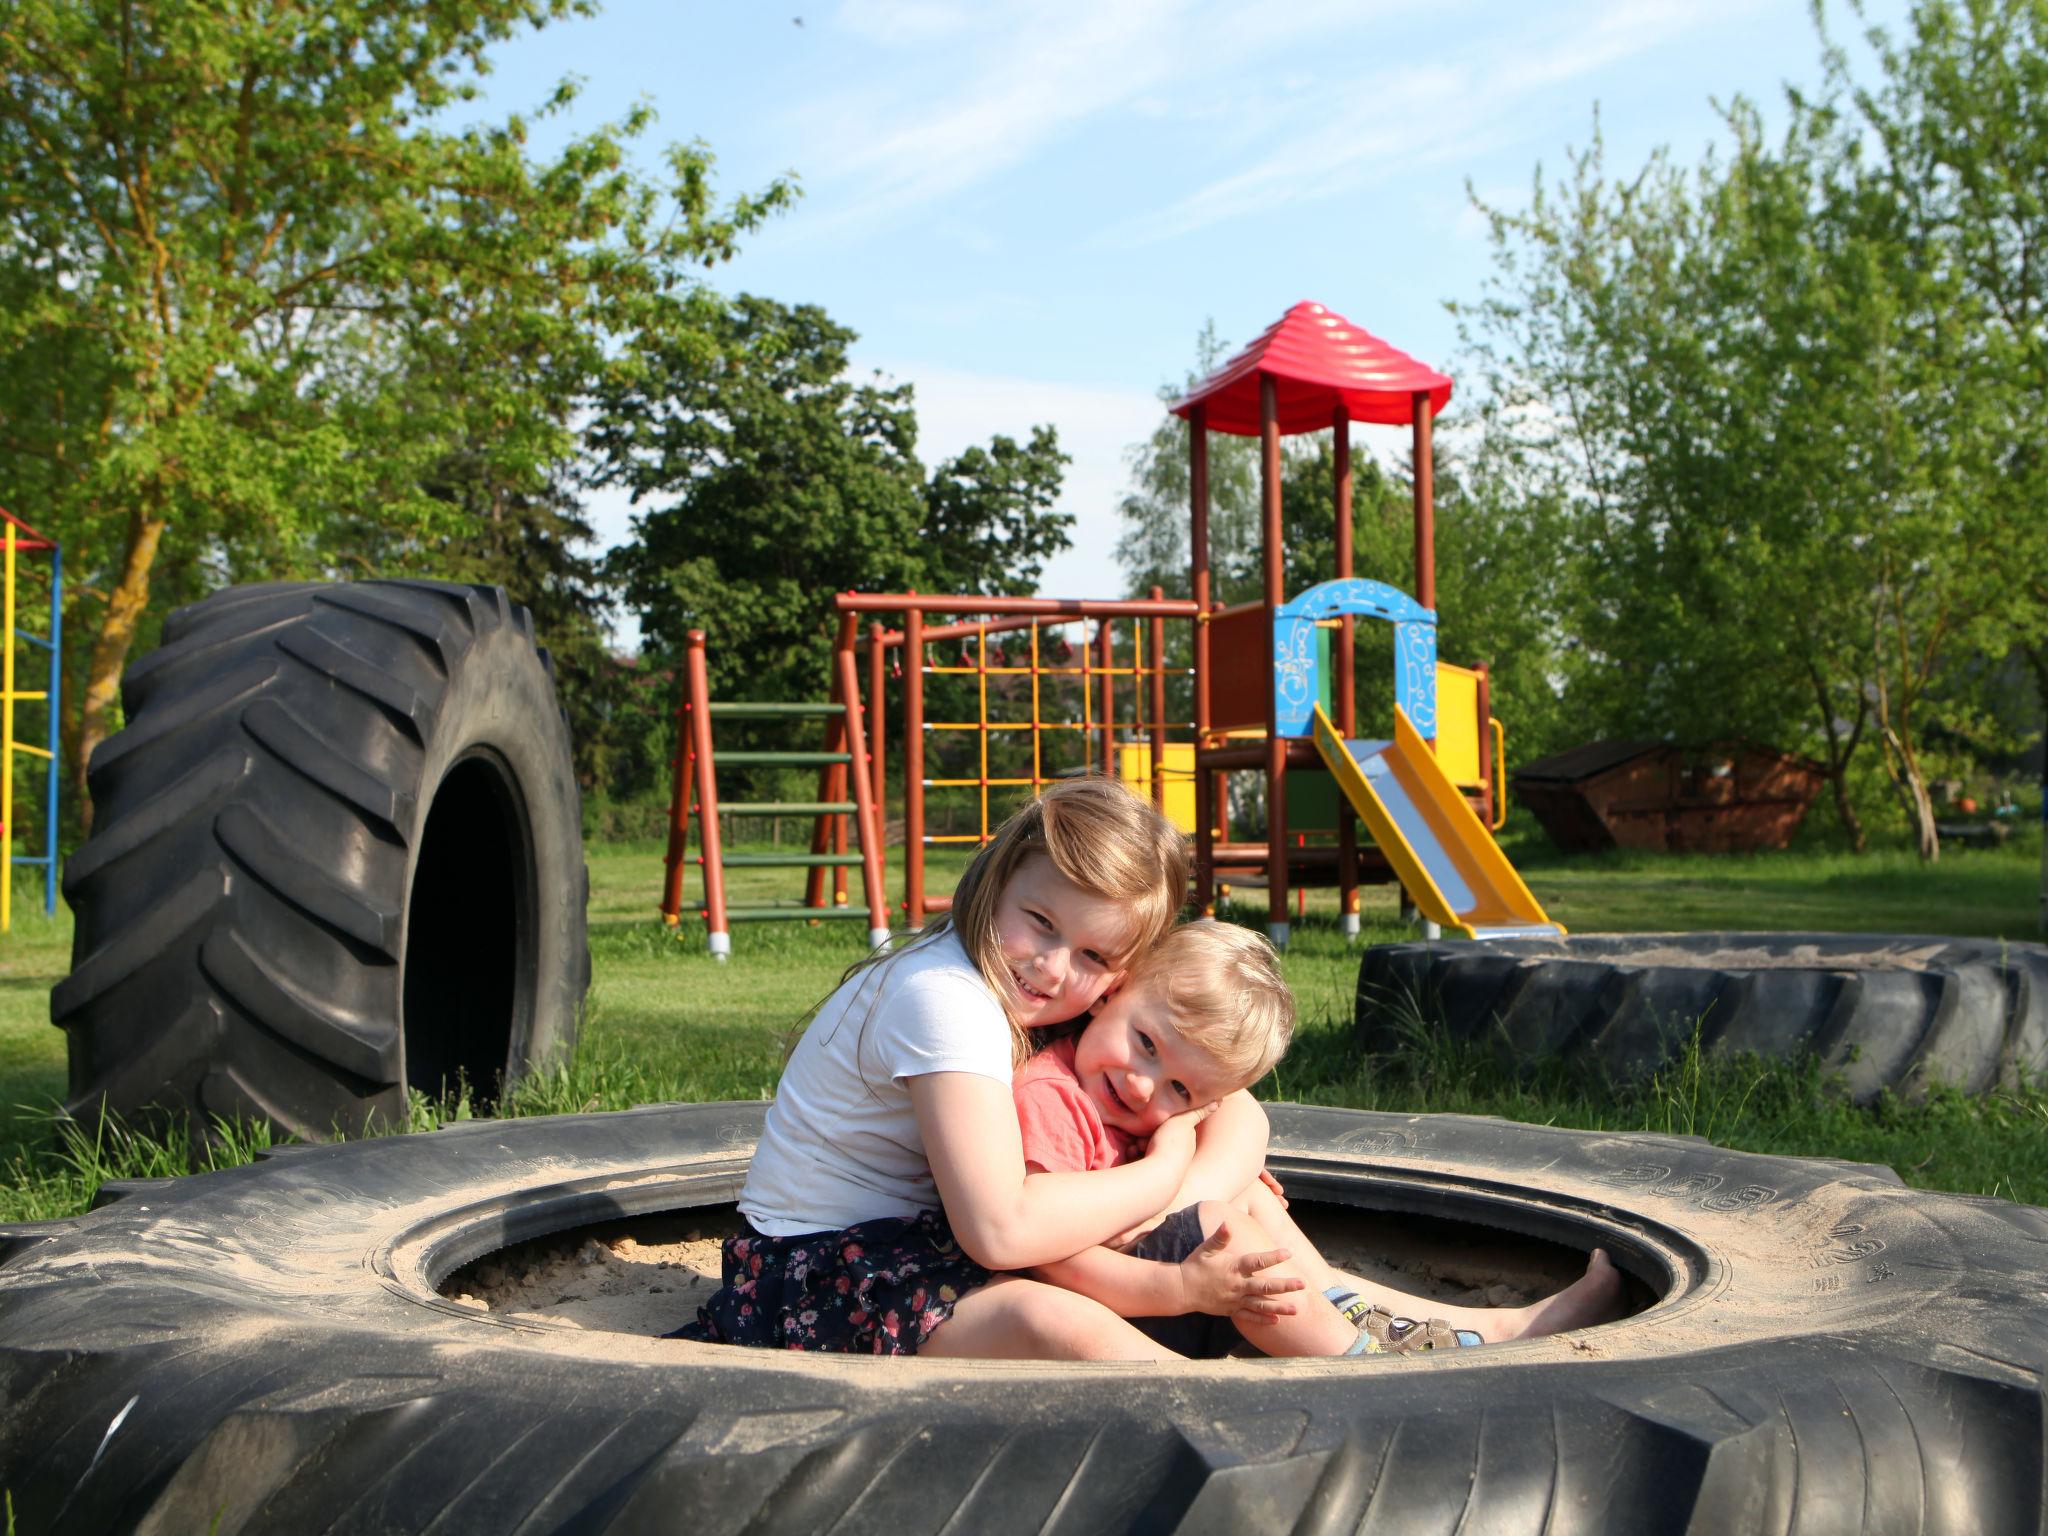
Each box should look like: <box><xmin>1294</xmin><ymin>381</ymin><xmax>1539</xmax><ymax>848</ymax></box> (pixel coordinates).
<box><xmin>739</xmin><ymin>929</ymin><xmax>1014</xmax><ymax>1236</ymax></box>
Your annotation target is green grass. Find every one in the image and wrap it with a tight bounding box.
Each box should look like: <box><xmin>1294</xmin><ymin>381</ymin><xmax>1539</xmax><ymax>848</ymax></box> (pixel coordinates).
<box><xmin>2</xmin><ymin>832</ymin><xmax>2043</xmax><ymax>1225</ymax></box>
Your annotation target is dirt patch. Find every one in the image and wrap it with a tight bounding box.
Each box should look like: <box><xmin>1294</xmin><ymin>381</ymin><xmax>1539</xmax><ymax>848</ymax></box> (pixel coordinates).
<box><xmin>442</xmin><ymin>1203</ymin><xmax>1592</xmax><ymax>1336</ymax></box>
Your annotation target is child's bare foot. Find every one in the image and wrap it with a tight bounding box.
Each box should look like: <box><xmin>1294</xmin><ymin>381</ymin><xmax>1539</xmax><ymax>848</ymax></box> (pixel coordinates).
<box><xmin>1498</xmin><ymin>1248</ymin><xmax>1624</xmax><ymax>1341</ymax></box>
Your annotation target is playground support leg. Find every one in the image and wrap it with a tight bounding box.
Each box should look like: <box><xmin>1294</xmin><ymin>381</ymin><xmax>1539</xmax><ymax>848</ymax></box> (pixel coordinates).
<box><xmin>836</xmin><ymin>639</ymin><xmax>890</xmax><ymax>948</ymax></box>
<box><xmin>659</xmin><ymin>691</ymin><xmax>694</xmax><ymax>924</ymax></box>
<box><xmin>1259</xmin><ymin>374</ymin><xmax>1287</xmax><ymax>948</ymax></box>
<box><xmin>1334</xmin><ymin>404</ymin><xmax>1359</xmax><ymax>942</ymax></box>
<box><xmin>686</xmin><ymin>631</ymin><xmax>730</xmax><ymax>959</ymax></box>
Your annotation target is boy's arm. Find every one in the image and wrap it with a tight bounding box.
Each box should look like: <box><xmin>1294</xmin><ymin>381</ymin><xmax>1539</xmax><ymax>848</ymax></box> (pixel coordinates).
<box><xmin>1030</xmin><ymin>1221</ymin><xmax>1301</xmax><ymax>1319</ymax></box>
<box><xmin>1161</xmin><ymin>1090</ymin><xmax>1270</xmax><ymax>1209</ymax></box>
<box><xmin>911</xmin><ymin>1071</ymin><xmax>1204</xmax><ymax>1271</ymax></box>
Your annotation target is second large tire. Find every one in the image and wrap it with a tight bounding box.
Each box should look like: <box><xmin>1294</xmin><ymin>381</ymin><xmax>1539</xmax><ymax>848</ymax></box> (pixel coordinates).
<box><xmin>1357</xmin><ymin>932</ymin><xmax>2048</xmax><ymax>1101</ymax></box>
<box><xmin>52</xmin><ymin>580</ymin><xmax>589</xmax><ymax>1142</ymax></box>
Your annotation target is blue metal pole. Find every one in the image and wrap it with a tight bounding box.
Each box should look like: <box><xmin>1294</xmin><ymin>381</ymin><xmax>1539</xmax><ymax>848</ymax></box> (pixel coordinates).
<box><xmin>45</xmin><ymin>544</ymin><xmax>60</xmax><ymax>915</ymax></box>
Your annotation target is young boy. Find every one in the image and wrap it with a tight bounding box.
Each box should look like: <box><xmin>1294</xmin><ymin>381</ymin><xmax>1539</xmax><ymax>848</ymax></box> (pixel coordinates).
<box><xmin>1015</xmin><ymin>919</ymin><xmax>1622</xmax><ymax>1357</ymax></box>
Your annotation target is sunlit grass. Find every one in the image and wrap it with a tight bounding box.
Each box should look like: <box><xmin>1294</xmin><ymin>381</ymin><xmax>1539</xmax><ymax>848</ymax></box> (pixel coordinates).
<box><xmin>2</xmin><ymin>832</ymin><xmax>2041</xmax><ymax>1223</ymax></box>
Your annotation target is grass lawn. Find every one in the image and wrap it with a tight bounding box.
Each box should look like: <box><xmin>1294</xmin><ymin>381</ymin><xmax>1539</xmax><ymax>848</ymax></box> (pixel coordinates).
<box><xmin>4</xmin><ymin>829</ymin><xmax>2044</xmax><ymax>1222</ymax></box>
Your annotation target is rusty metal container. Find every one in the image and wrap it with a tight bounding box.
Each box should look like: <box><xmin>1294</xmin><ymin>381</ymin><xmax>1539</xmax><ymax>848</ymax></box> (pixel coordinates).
<box><xmin>1511</xmin><ymin>740</ymin><xmax>1824</xmax><ymax>853</ymax></box>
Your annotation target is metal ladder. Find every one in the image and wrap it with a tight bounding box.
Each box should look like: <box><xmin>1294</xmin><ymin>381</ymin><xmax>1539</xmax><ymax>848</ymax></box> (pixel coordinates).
<box><xmin>660</xmin><ymin>629</ymin><xmax>890</xmax><ymax>958</ymax></box>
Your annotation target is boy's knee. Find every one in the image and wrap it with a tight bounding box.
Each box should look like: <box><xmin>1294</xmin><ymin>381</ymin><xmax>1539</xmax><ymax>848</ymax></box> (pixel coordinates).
<box><xmin>1197</xmin><ymin>1201</ymin><xmax>1271</xmax><ymax>1249</ymax></box>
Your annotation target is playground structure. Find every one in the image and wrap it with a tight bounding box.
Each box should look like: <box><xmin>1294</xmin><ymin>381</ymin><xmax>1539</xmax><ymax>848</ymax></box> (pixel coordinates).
<box><xmin>662</xmin><ymin>301</ymin><xmax>1559</xmax><ymax>950</ymax></box>
<box><xmin>0</xmin><ymin>508</ymin><xmax>61</xmax><ymax>932</ymax></box>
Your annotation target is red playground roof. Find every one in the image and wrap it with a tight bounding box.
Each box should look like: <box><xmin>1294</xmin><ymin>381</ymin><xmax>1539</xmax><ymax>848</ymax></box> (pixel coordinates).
<box><xmin>1170</xmin><ymin>301</ymin><xmax>1452</xmax><ymax>435</ymax></box>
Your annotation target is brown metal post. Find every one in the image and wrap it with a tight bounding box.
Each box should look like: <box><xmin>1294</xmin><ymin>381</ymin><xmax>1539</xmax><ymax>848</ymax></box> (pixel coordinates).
<box><xmin>905</xmin><ymin>605</ymin><xmax>926</xmax><ymax>924</ymax></box>
<box><xmin>1148</xmin><ymin>585</ymin><xmax>1167</xmax><ymax>814</ymax></box>
<box><xmin>660</xmin><ymin>669</ymin><xmax>692</xmax><ymax>923</ymax></box>
<box><xmin>868</xmin><ymin>620</ymin><xmax>887</xmax><ymax>822</ymax></box>
<box><xmin>1334</xmin><ymin>405</ymin><xmax>1359</xmax><ymax>940</ymax></box>
<box><xmin>685</xmin><ymin>631</ymin><xmax>730</xmax><ymax>958</ymax></box>
<box><xmin>1098</xmin><ymin>621</ymin><xmax>1115</xmax><ymax>777</ymax></box>
<box><xmin>1191</xmin><ymin>407</ymin><xmax>1215</xmax><ymax>914</ymax></box>
<box><xmin>1261</xmin><ymin>373</ymin><xmax>1289</xmax><ymax>946</ymax></box>
<box><xmin>1413</xmin><ymin>390</ymin><xmax>1436</xmax><ymax>612</ymax></box>
<box><xmin>807</xmin><ymin>630</ymin><xmax>847</xmax><ymax>910</ymax></box>
<box><xmin>838</xmin><ymin>640</ymin><xmax>891</xmax><ymax>947</ymax></box>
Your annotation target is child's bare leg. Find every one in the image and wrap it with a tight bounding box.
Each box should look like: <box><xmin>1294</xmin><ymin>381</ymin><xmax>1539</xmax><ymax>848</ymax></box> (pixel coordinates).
<box><xmin>1185</xmin><ymin>1202</ymin><xmax>1358</xmax><ymax>1358</ymax></box>
<box><xmin>1320</xmin><ymin>1250</ymin><xmax>1622</xmax><ymax>1341</ymax></box>
<box><xmin>921</xmin><ymin>1275</ymin><xmax>1181</xmax><ymax>1362</ymax></box>
<box><xmin>1236</xmin><ymin>1182</ymin><xmax>1624</xmax><ymax>1342</ymax></box>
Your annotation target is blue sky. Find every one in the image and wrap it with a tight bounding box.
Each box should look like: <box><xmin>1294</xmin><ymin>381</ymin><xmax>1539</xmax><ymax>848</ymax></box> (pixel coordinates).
<box><xmin>465</xmin><ymin>0</ymin><xmax>1908</xmax><ymax>634</ymax></box>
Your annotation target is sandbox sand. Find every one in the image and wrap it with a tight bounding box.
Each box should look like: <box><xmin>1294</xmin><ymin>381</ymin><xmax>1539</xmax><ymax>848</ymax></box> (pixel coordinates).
<box><xmin>443</xmin><ymin>1204</ymin><xmax>1589</xmax><ymax>1336</ymax></box>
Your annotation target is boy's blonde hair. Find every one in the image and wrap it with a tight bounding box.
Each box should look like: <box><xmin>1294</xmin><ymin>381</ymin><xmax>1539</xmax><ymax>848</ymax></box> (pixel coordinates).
<box><xmin>949</xmin><ymin>776</ymin><xmax>1190</xmax><ymax>1065</ymax></box>
<box><xmin>1124</xmin><ymin>919</ymin><xmax>1294</xmax><ymax>1088</ymax></box>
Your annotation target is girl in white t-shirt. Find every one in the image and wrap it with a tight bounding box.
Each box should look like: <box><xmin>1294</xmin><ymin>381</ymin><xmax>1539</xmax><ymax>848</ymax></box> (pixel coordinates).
<box><xmin>677</xmin><ymin>776</ymin><xmax>1293</xmax><ymax>1358</ymax></box>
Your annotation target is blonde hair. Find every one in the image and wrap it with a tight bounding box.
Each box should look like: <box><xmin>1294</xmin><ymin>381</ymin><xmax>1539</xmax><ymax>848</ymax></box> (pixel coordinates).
<box><xmin>943</xmin><ymin>775</ymin><xmax>1189</xmax><ymax>1065</ymax></box>
<box><xmin>793</xmin><ymin>776</ymin><xmax>1188</xmax><ymax>1072</ymax></box>
<box><xmin>1123</xmin><ymin>919</ymin><xmax>1294</xmax><ymax>1088</ymax></box>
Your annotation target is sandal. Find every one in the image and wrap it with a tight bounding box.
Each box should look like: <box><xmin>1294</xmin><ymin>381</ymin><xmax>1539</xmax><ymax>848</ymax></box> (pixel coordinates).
<box><xmin>1345</xmin><ymin>1301</ymin><xmax>1482</xmax><ymax>1354</ymax></box>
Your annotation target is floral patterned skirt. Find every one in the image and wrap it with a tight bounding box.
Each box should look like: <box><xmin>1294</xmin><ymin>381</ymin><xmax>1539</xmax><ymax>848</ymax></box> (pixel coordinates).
<box><xmin>673</xmin><ymin>1210</ymin><xmax>992</xmax><ymax>1355</ymax></box>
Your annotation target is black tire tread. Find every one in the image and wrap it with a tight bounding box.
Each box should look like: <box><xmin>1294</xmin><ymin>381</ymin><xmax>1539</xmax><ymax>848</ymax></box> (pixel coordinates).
<box><xmin>1359</xmin><ymin>932</ymin><xmax>2048</xmax><ymax>1102</ymax></box>
<box><xmin>55</xmin><ymin>580</ymin><xmax>585</xmax><ymax>1144</ymax></box>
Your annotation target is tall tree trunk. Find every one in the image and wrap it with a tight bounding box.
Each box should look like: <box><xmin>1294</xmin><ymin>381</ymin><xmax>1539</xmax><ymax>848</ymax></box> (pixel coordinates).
<box><xmin>74</xmin><ymin>508</ymin><xmax>167</xmax><ymax>833</ymax></box>
<box><xmin>1880</xmin><ymin>722</ymin><xmax>1940</xmax><ymax>863</ymax></box>
<box><xmin>1809</xmin><ymin>662</ymin><xmax>1868</xmax><ymax>852</ymax></box>
<box><xmin>2028</xmin><ymin>641</ymin><xmax>2047</xmax><ymax>936</ymax></box>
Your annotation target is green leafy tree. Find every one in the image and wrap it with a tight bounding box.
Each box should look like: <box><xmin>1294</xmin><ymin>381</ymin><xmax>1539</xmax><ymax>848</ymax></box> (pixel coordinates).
<box><xmin>596</xmin><ymin>294</ymin><xmax>1071</xmax><ymax>704</ymax></box>
<box><xmin>0</xmin><ymin>0</ymin><xmax>788</xmax><ymax>825</ymax></box>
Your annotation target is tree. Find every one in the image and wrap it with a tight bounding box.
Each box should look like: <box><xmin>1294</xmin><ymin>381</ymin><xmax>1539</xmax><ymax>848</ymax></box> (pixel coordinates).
<box><xmin>0</xmin><ymin>0</ymin><xmax>788</xmax><ymax>824</ymax></box>
<box><xmin>595</xmin><ymin>294</ymin><xmax>1072</xmax><ymax>704</ymax></box>
<box><xmin>1842</xmin><ymin>0</ymin><xmax>2048</xmax><ymax>841</ymax></box>
<box><xmin>1458</xmin><ymin>64</ymin><xmax>2033</xmax><ymax>857</ymax></box>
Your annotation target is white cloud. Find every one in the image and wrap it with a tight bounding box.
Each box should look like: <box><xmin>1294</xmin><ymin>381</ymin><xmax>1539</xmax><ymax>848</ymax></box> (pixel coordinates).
<box><xmin>1090</xmin><ymin>0</ymin><xmax>1756</xmax><ymax>248</ymax></box>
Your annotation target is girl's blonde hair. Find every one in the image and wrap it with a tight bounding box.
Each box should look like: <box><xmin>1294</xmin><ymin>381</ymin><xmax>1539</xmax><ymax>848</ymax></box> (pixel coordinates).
<box><xmin>1123</xmin><ymin>919</ymin><xmax>1295</xmax><ymax>1087</ymax></box>
<box><xmin>794</xmin><ymin>776</ymin><xmax>1188</xmax><ymax>1071</ymax></box>
<box><xmin>945</xmin><ymin>776</ymin><xmax>1190</xmax><ymax>1064</ymax></box>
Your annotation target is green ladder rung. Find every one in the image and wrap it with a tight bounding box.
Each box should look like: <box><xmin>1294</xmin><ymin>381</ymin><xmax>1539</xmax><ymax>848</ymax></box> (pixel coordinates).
<box><xmin>724</xmin><ymin>905</ymin><xmax>872</xmax><ymax>922</ymax></box>
<box><xmin>720</xmin><ymin>801</ymin><xmax>857</xmax><ymax>815</ymax></box>
<box><xmin>719</xmin><ymin>853</ymin><xmax>865</xmax><ymax>867</ymax></box>
<box><xmin>708</xmin><ymin>701</ymin><xmax>846</xmax><ymax>718</ymax></box>
<box><xmin>717</xmin><ymin>751</ymin><xmax>851</xmax><ymax>767</ymax></box>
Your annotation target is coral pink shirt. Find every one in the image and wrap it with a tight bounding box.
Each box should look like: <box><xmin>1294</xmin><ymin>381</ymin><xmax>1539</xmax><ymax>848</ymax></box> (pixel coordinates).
<box><xmin>1014</xmin><ymin>1037</ymin><xmax>1141</xmax><ymax>1173</ymax></box>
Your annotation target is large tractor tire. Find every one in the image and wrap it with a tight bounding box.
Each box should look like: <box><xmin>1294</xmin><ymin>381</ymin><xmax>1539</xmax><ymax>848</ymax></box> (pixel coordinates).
<box><xmin>52</xmin><ymin>581</ymin><xmax>588</xmax><ymax>1143</ymax></box>
<box><xmin>2</xmin><ymin>1102</ymin><xmax>2045</xmax><ymax>1532</ymax></box>
<box><xmin>1357</xmin><ymin>932</ymin><xmax>2048</xmax><ymax>1102</ymax></box>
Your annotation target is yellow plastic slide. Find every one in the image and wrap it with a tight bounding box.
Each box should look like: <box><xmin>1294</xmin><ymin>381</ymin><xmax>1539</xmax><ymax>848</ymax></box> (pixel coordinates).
<box><xmin>1311</xmin><ymin>702</ymin><xmax>1563</xmax><ymax>940</ymax></box>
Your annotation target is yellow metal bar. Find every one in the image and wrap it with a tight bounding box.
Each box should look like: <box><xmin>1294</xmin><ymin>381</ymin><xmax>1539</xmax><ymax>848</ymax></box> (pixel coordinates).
<box><xmin>1491</xmin><ymin>717</ymin><xmax>1509</xmax><ymax>831</ymax></box>
<box><xmin>3</xmin><ymin>522</ymin><xmax>15</xmax><ymax>933</ymax></box>
<box><xmin>9</xmin><ymin>742</ymin><xmax>52</xmax><ymax>761</ymax></box>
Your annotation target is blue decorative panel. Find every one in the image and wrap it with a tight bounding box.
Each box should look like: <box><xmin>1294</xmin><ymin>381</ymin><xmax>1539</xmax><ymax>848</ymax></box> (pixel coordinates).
<box><xmin>1271</xmin><ymin>578</ymin><xmax>1437</xmax><ymax>737</ymax></box>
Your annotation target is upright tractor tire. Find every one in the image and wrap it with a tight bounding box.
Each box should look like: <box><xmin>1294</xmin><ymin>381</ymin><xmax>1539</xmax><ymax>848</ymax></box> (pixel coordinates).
<box><xmin>53</xmin><ymin>581</ymin><xmax>589</xmax><ymax>1143</ymax></box>
<box><xmin>1357</xmin><ymin>932</ymin><xmax>2048</xmax><ymax>1102</ymax></box>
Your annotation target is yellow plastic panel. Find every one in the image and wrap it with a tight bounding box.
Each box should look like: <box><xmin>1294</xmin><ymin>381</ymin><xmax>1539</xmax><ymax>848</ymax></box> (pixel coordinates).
<box><xmin>1118</xmin><ymin>742</ymin><xmax>1197</xmax><ymax>833</ymax></box>
<box><xmin>1435</xmin><ymin>662</ymin><xmax>1482</xmax><ymax>787</ymax></box>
